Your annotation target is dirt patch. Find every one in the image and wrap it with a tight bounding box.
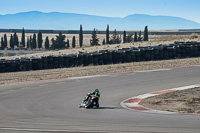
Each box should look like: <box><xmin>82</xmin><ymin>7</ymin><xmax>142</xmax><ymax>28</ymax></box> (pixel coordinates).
<box><xmin>140</xmin><ymin>87</ymin><xmax>200</xmax><ymax>114</ymax></box>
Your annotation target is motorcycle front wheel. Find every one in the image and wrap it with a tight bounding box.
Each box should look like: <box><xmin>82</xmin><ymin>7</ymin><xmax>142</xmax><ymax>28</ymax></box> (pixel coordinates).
<box><xmin>85</xmin><ymin>100</ymin><xmax>93</xmax><ymax>108</ymax></box>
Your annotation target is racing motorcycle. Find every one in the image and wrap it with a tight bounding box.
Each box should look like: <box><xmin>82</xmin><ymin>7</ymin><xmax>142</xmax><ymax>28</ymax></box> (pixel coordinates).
<box><xmin>79</xmin><ymin>93</ymin><xmax>99</xmax><ymax>108</ymax></box>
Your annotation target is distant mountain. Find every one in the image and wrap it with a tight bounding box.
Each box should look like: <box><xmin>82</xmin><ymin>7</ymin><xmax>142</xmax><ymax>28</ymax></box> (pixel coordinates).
<box><xmin>0</xmin><ymin>11</ymin><xmax>200</xmax><ymax>30</ymax></box>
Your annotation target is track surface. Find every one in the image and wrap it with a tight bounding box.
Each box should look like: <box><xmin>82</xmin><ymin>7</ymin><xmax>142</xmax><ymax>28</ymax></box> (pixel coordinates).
<box><xmin>0</xmin><ymin>67</ymin><xmax>200</xmax><ymax>133</ymax></box>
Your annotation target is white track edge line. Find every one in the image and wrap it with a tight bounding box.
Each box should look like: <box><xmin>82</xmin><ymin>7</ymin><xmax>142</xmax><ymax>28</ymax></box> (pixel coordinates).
<box><xmin>0</xmin><ymin>127</ymin><xmax>108</xmax><ymax>133</ymax></box>
<box><xmin>136</xmin><ymin>68</ymin><xmax>171</xmax><ymax>73</ymax></box>
<box><xmin>68</xmin><ymin>75</ymin><xmax>106</xmax><ymax>80</ymax></box>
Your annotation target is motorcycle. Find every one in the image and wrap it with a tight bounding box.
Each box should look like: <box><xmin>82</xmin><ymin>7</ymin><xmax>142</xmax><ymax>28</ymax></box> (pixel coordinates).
<box><xmin>79</xmin><ymin>93</ymin><xmax>99</xmax><ymax>108</ymax></box>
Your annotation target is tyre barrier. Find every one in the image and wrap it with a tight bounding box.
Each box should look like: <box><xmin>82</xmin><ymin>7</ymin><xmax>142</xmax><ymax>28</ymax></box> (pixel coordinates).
<box><xmin>63</xmin><ymin>55</ymin><xmax>70</xmax><ymax>67</ymax></box>
<box><xmin>8</xmin><ymin>60</ymin><xmax>16</xmax><ymax>72</ymax></box>
<box><xmin>31</xmin><ymin>58</ymin><xmax>40</xmax><ymax>70</ymax></box>
<box><xmin>42</xmin><ymin>56</ymin><xmax>48</xmax><ymax>69</ymax></box>
<box><xmin>91</xmin><ymin>53</ymin><xmax>96</xmax><ymax>65</ymax></box>
<box><xmin>107</xmin><ymin>51</ymin><xmax>113</xmax><ymax>64</ymax></box>
<box><xmin>0</xmin><ymin>60</ymin><xmax>5</xmax><ymax>73</ymax></box>
<box><xmin>99</xmin><ymin>50</ymin><xmax>108</xmax><ymax>65</ymax></box>
<box><xmin>78</xmin><ymin>54</ymin><xmax>84</xmax><ymax>66</ymax></box>
<box><xmin>111</xmin><ymin>50</ymin><xmax>118</xmax><ymax>64</ymax></box>
<box><xmin>1</xmin><ymin>41</ymin><xmax>200</xmax><ymax>73</ymax></box>
<box><xmin>97</xmin><ymin>53</ymin><xmax>103</xmax><ymax>65</ymax></box>
<box><xmin>52</xmin><ymin>56</ymin><xmax>59</xmax><ymax>68</ymax></box>
<box><xmin>151</xmin><ymin>46</ymin><xmax>160</xmax><ymax>60</ymax></box>
<box><xmin>82</xmin><ymin>53</ymin><xmax>89</xmax><ymax>66</ymax></box>
<box><xmin>5</xmin><ymin>61</ymin><xmax>11</xmax><ymax>72</ymax></box>
<box><xmin>47</xmin><ymin>56</ymin><xmax>53</xmax><ymax>69</ymax></box>
<box><xmin>88</xmin><ymin>53</ymin><xmax>93</xmax><ymax>65</ymax></box>
<box><xmin>67</xmin><ymin>54</ymin><xmax>75</xmax><ymax>67</ymax></box>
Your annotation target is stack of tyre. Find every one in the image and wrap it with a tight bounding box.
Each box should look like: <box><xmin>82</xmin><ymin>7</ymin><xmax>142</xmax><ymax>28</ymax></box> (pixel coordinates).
<box><xmin>0</xmin><ymin>60</ymin><xmax>5</xmax><ymax>73</ymax></box>
<box><xmin>0</xmin><ymin>41</ymin><xmax>200</xmax><ymax>73</ymax></box>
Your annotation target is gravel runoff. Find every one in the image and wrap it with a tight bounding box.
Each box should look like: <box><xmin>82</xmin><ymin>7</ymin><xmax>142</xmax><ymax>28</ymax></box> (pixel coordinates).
<box><xmin>140</xmin><ymin>87</ymin><xmax>200</xmax><ymax>114</ymax></box>
<box><xmin>0</xmin><ymin>57</ymin><xmax>200</xmax><ymax>85</ymax></box>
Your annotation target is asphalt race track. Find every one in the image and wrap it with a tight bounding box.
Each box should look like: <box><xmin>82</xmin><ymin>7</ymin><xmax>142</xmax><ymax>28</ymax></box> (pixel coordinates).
<box><xmin>0</xmin><ymin>67</ymin><xmax>200</xmax><ymax>133</ymax></box>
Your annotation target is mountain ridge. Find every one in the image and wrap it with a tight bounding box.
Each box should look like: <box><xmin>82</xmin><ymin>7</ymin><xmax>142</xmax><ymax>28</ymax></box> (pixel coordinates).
<box><xmin>0</xmin><ymin>11</ymin><xmax>200</xmax><ymax>30</ymax></box>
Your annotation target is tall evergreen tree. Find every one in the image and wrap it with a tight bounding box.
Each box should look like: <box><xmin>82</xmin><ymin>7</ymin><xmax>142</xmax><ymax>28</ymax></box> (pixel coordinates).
<box><xmin>144</xmin><ymin>26</ymin><xmax>148</xmax><ymax>41</ymax></box>
<box><xmin>123</xmin><ymin>30</ymin><xmax>127</xmax><ymax>43</ymax></box>
<box><xmin>13</xmin><ymin>32</ymin><xmax>19</xmax><ymax>47</ymax></box>
<box><xmin>106</xmin><ymin>25</ymin><xmax>109</xmax><ymax>44</ymax></box>
<box><xmin>10</xmin><ymin>34</ymin><xmax>14</xmax><ymax>48</ymax></box>
<box><xmin>51</xmin><ymin>32</ymin><xmax>66</xmax><ymax>49</ymax></box>
<box><xmin>29</xmin><ymin>36</ymin><xmax>33</xmax><ymax>49</ymax></box>
<box><xmin>110</xmin><ymin>29</ymin><xmax>117</xmax><ymax>44</ymax></box>
<box><xmin>29</xmin><ymin>36</ymin><xmax>32</xmax><ymax>49</ymax></box>
<box><xmin>37</xmin><ymin>31</ymin><xmax>43</xmax><ymax>49</ymax></box>
<box><xmin>21</xmin><ymin>28</ymin><xmax>25</xmax><ymax>47</ymax></box>
<box><xmin>3</xmin><ymin>34</ymin><xmax>7</xmax><ymax>48</ymax></box>
<box><xmin>138</xmin><ymin>31</ymin><xmax>142</xmax><ymax>41</ymax></box>
<box><xmin>102</xmin><ymin>39</ymin><xmax>105</xmax><ymax>45</ymax></box>
<box><xmin>1</xmin><ymin>37</ymin><xmax>4</xmax><ymax>48</ymax></box>
<box><xmin>26</xmin><ymin>37</ymin><xmax>30</xmax><ymax>49</ymax></box>
<box><xmin>79</xmin><ymin>25</ymin><xmax>83</xmax><ymax>47</ymax></box>
<box><xmin>126</xmin><ymin>34</ymin><xmax>133</xmax><ymax>43</ymax></box>
<box><xmin>66</xmin><ymin>39</ymin><xmax>70</xmax><ymax>48</ymax></box>
<box><xmin>72</xmin><ymin>36</ymin><xmax>76</xmax><ymax>48</ymax></box>
<box><xmin>51</xmin><ymin>38</ymin><xmax>55</xmax><ymax>48</ymax></box>
<box><xmin>44</xmin><ymin>36</ymin><xmax>49</xmax><ymax>49</ymax></box>
<box><xmin>32</xmin><ymin>33</ymin><xmax>37</xmax><ymax>49</ymax></box>
<box><xmin>58</xmin><ymin>32</ymin><xmax>66</xmax><ymax>48</ymax></box>
<box><xmin>110</xmin><ymin>29</ymin><xmax>121</xmax><ymax>44</ymax></box>
<box><xmin>90</xmin><ymin>28</ymin><xmax>99</xmax><ymax>46</ymax></box>
<box><xmin>134</xmin><ymin>32</ymin><xmax>138</xmax><ymax>42</ymax></box>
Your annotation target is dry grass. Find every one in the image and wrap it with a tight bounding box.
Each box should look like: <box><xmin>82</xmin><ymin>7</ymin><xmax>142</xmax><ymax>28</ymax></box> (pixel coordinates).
<box><xmin>190</xmin><ymin>33</ymin><xmax>199</xmax><ymax>39</ymax></box>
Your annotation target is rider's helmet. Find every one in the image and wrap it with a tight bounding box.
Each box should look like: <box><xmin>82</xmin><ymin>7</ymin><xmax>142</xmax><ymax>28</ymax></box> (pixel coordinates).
<box><xmin>95</xmin><ymin>89</ymin><xmax>99</xmax><ymax>92</ymax></box>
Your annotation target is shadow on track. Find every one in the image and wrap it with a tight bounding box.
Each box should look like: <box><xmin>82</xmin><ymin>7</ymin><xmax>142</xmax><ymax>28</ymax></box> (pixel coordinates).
<box><xmin>90</xmin><ymin>107</ymin><xmax>122</xmax><ymax>109</ymax></box>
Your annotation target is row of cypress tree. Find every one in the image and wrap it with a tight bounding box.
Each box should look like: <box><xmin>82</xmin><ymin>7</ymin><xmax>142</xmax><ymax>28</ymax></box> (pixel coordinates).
<box><xmin>26</xmin><ymin>31</ymin><xmax>43</xmax><ymax>49</ymax></box>
<box><xmin>1</xmin><ymin>32</ymin><xmax>20</xmax><ymax>49</ymax></box>
<box><xmin>91</xmin><ymin>25</ymin><xmax>148</xmax><ymax>46</ymax></box>
<box><xmin>106</xmin><ymin>25</ymin><xmax>148</xmax><ymax>45</ymax></box>
<box><xmin>0</xmin><ymin>29</ymin><xmax>44</xmax><ymax>49</ymax></box>
<box><xmin>0</xmin><ymin>25</ymin><xmax>148</xmax><ymax>49</ymax></box>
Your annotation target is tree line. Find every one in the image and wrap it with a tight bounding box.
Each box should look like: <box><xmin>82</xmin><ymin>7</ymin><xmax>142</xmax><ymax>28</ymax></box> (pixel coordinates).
<box><xmin>0</xmin><ymin>25</ymin><xmax>148</xmax><ymax>50</ymax></box>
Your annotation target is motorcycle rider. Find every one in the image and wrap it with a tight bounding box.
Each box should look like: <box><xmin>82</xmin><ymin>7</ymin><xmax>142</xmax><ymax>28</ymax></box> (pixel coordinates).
<box><xmin>91</xmin><ymin>89</ymin><xmax>100</xmax><ymax>107</ymax></box>
<box><xmin>87</xmin><ymin>89</ymin><xmax>100</xmax><ymax>104</ymax></box>
<box><xmin>80</xmin><ymin>89</ymin><xmax>100</xmax><ymax>108</ymax></box>
<box><xmin>92</xmin><ymin>89</ymin><xmax>100</xmax><ymax>99</ymax></box>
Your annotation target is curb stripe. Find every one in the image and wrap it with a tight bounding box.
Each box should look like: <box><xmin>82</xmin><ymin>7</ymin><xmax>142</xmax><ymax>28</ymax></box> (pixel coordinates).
<box><xmin>124</xmin><ymin>98</ymin><xmax>142</xmax><ymax>103</ymax></box>
<box><xmin>135</xmin><ymin>93</ymin><xmax>158</xmax><ymax>99</ymax></box>
<box><xmin>152</xmin><ymin>89</ymin><xmax>176</xmax><ymax>94</ymax></box>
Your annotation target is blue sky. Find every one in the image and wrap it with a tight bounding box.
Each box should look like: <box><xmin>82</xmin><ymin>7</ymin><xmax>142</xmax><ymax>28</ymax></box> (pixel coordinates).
<box><xmin>0</xmin><ymin>0</ymin><xmax>200</xmax><ymax>23</ymax></box>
